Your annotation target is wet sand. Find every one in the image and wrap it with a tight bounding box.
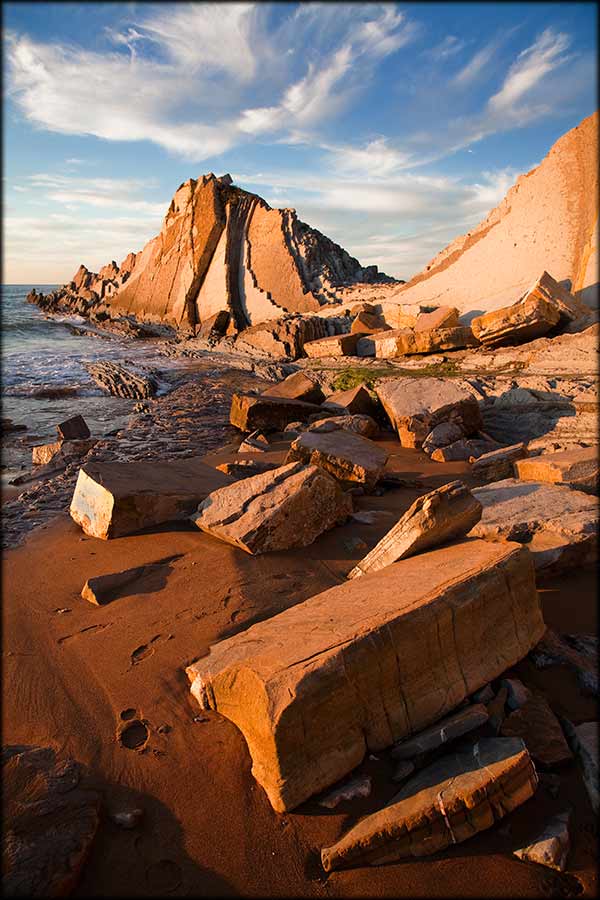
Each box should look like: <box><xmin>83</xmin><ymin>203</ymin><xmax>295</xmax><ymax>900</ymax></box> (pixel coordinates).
<box><xmin>2</xmin><ymin>437</ymin><xmax>597</xmax><ymax>897</ymax></box>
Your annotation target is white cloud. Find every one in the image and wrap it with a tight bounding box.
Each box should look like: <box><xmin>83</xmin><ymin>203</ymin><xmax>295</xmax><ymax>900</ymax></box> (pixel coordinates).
<box><xmin>488</xmin><ymin>28</ymin><xmax>571</xmax><ymax>114</ymax></box>
<box><xmin>425</xmin><ymin>35</ymin><xmax>467</xmax><ymax>61</ymax></box>
<box><xmin>452</xmin><ymin>41</ymin><xmax>499</xmax><ymax>86</ymax></box>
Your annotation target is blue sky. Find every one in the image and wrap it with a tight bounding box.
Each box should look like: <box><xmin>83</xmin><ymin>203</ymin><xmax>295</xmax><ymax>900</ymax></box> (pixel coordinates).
<box><xmin>4</xmin><ymin>1</ymin><xmax>597</xmax><ymax>283</ymax></box>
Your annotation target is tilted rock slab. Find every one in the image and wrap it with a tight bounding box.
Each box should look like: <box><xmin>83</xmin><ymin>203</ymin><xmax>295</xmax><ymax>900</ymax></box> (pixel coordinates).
<box><xmin>191</xmin><ymin>461</ymin><xmax>352</xmax><ymax>554</ymax></box>
<box><xmin>186</xmin><ymin>539</ymin><xmax>544</xmax><ymax>811</ymax></box>
<box><xmin>229</xmin><ymin>393</ymin><xmax>324</xmax><ymax>431</ymax></box>
<box><xmin>375</xmin><ymin>377</ymin><xmax>482</xmax><ymax>448</ymax></box>
<box><xmin>307</xmin><ymin>414</ymin><xmax>378</xmax><ymax>439</ymax></box>
<box><xmin>348</xmin><ymin>481</ymin><xmax>481</xmax><ymax>578</ymax></box>
<box><xmin>85</xmin><ymin>361</ymin><xmax>159</xmax><ymax>399</ymax></box>
<box><xmin>390</xmin><ymin>703</ymin><xmax>489</xmax><ymax>759</ymax></box>
<box><xmin>376</xmin><ymin>326</ymin><xmax>477</xmax><ymax>358</ymax></box>
<box><xmin>262</xmin><ymin>371</ymin><xmax>325</xmax><ymax>404</ymax></box>
<box><xmin>321</xmin><ymin>737</ymin><xmax>538</xmax><ymax>870</ymax></box>
<box><xmin>470</xmin><ymin>478</ymin><xmax>598</xmax><ymax>573</ymax></box>
<box><xmin>562</xmin><ymin>720</ymin><xmax>598</xmax><ymax>815</ymax></box>
<box><xmin>415</xmin><ymin>306</ymin><xmax>459</xmax><ymax>332</ymax></box>
<box><xmin>70</xmin><ymin>458</ymin><xmax>232</xmax><ymax>539</ymax></box>
<box><xmin>514</xmin><ymin>446</ymin><xmax>598</xmax><ymax>495</ymax></box>
<box><xmin>286</xmin><ymin>429</ymin><xmax>388</xmax><ymax>490</ymax></box>
<box><xmin>323</xmin><ymin>385</ymin><xmax>376</xmax><ymax>417</ymax></box>
<box><xmin>303</xmin><ymin>332</ymin><xmax>362</xmax><ymax>358</ymax></box>
<box><xmin>471</xmin><ymin>293</ymin><xmax>561</xmax><ymax>347</ymax></box>
<box><xmin>471</xmin><ymin>443</ymin><xmax>529</xmax><ymax>483</ymax></box>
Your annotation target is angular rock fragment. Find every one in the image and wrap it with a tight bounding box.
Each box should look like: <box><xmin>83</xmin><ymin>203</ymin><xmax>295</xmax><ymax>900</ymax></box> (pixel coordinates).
<box><xmin>2</xmin><ymin>745</ymin><xmax>100</xmax><ymax>897</ymax></box>
<box><xmin>303</xmin><ymin>332</ymin><xmax>361</xmax><ymax>358</ymax></box>
<box><xmin>318</xmin><ymin>775</ymin><xmax>372</xmax><ymax>809</ymax></box>
<box><xmin>471</xmin><ymin>443</ymin><xmax>529</xmax><ymax>483</ymax></box>
<box><xmin>191</xmin><ymin>462</ymin><xmax>352</xmax><ymax>554</ymax></box>
<box><xmin>500</xmin><ymin>693</ymin><xmax>572</xmax><ymax>767</ymax></box>
<box><xmin>390</xmin><ymin>703</ymin><xmax>489</xmax><ymax>759</ymax></box>
<box><xmin>262</xmin><ymin>371</ymin><xmax>325</xmax><ymax>404</ymax></box>
<box><xmin>215</xmin><ymin>459</ymin><xmax>279</xmax><ymax>480</ymax></box>
<box><xmin>307</xmin><ymin>414</ymin><xmax>378</xmax><ymax>439</ymax></box>
<box><xmin>323</xmin><ymin>385</ymin><xmax>375</xmax><ymax>417</ymax></box>
<box><xmin>32</xmin><ymin>440</ymin><xmax>63</xmax><ymax>466</ymax></box>
<box><xmin>81</xmin><ymin>560</ymin><xmax>175</xmax><ymax>605</ymax></box>
<box><xmin>422</xmin><ymin>422</ymin><xmax>464</xmax><ymax>455</ymax></box>
<box><xmin>375</xmin><ymin>377</ymin><xmax>482</xmax><ymax>448</ymax></box>
<box><xmin>238</xmin><ymin>430</ymin><xmax>269</xmax><ymax>453</ymax></box>
<box><xmin>230</xmin><ymin>393</ymin><xmax>323</xmax><ymax>431</ymax></box>
<box><xmin>70</xmin><ymin>458</ymin><xmax>232</xmax><ymax>539</ymax></box>
<box><xmin>514</xmin><ymin>810</ymin><xmax>571</xmax><ymax>872</ymax></box>
<box><xmin>376</xmin><ymin>326</ymin><xmax>476</xmax><ymax>357</ymax></box>
<box><xmin>197</xmin><ymin>309</ymin><xmax>230</xmax><ymax>340</ymax></box>
<box><xmin>286</xmin><ymin>429</ymin><xmax>388</xmax><ymax>490</ymax></box>
<box><xmin>471</xmin><ymin>293</ymin><xmax>561</xmax><ymax>347</ymax></box>
<box><xmin>502</xmin><ymin>678</ymin><xmax>532</xmax><ymax>710</ymax></box>
<box><xmin>514</xmin><ymin>447</ymin><xmax>598</xmax><ymax>495</ymax></box>
<box><xmin>32</xmin><ymin>439</ymin><xmax>95</xmax><ymax>467</ymax></box>
<box><xmin>57</xmin><ymin>414</ymin><xmax>90</xmax><ymax>440</ymax></box>
<box><xmin>430</xmin><ymin>438</ymin><xmax>498</xmax><ymax>462</ymax></box>
<box><xmin>561</xmin><ymin>720</ymin><xmax>598</xmax><ymax>814</ymax></box>
<box><xmin>348</xmin><ymin>480</ymin><xmax>482</xmax><ymax>578</ymax></box>
<box><xmin>351</xmin><ymin>310</ymin><xmax>390</xmax><ymax>334</ymax></box>
<box><xmin>321</xmin><ymin>737</ymin><xmax>538</xmax><ymax>870</ymax></box>
<box><xmin>521</xmin><ymin>271</ymin><xmax>590</xmax><ymax>328</ymax></box>
<box><xmin>414</xmin><ymin>306</ymin><xmax>459</xmax><ymax>332</ymax></box>
<box><xmin>470</xmin><ymin>478</ymin><xmax>598</xmax><ymax>573</ymax></box>
<box><xmin>186</xmin><ymin>539</ymin><xmax>544</xmax><ymax>811</ymax></box>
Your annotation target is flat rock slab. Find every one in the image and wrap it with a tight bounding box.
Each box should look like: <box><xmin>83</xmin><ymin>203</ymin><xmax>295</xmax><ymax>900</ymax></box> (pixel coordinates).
<box><xmin>286</xmin><ymin>429</ymin><xmax>388</xmax><ymax>490</ymax></box>
<box><xmin>348</xmin><ymin>480</ymin><xmax>482</xmax><ymax>578</ymax></box>
<box><xmin>431</xmin><ymin>438</ymin><xmax>497</xmax><ymax>462</ymax></box>
<box><xmin>81</xmin><ymin>557</ymin><xmax>179</xmax><ymax>604</ymax></box>
<box><xmin>324</xmin><ymin>385</ymin><xmax>376</xmax><ymax>417</ymax></box>
<box><xmin>390</xmin><ymin>703</ymin><xmax>489</xmax><ymax>759</ymax></box>
<box><xmin>303</xmin><ymin>333</ymin><xmax>361</xmax><ymax>358</ymax></box>
<box><xmin>471</xmin><ymin>443</ymin><xmax>529</xmax><ymax>483</ymax></box>
<box><xmin>262</xmin><ymin>371</ymin><xmax>325</xmax><ymax>404</ymax></box>
<box><xmin>307</xmin><ymin>415</ymin><xmax>378</xmax><ymax>439</ymax></box>
<box><xmin>500</xmin><ymin>692</ymin><xmax>572</xmax><ymax>767</ymax></box>
<box><xmin>321</xmin><ymin>737</ymin><xmax>537</xmax><ymax>871</ymax></box>
<box><xmin>215</xmin><ymin>459</ymin><xmax>279</xmax><ymax>480</ymax></box>
<box><xmin>70</xmin><ymin>458</ymin><xmax>232</xmax><ymax>540</ymax></box>
<box><xmin>186</xmin><ymin>539</ymin><xmax>544</xmax><ymax>811</ymax></box>
<box><xmin>470</xmin><ymin>478</ymin><xmax>598</xmax><ymax>573</ymax></box>
<box><xmin>377</xmin><ymin>326</ymin><xmax>476</xmax><ymax>357</ymax></box>
<box><xmin>230</xmin><ymin>393</ymin><xmax>324</xmax><ymax>431</ymax></box>
<box><xmin>415</xmin><ymin>306</ymin><xmax>459</xmax><ymax>332</ymax></box>
<box><xmin>375</xmin><ymin>377</ymin><xmax>482</xmax><ymax>448</ymax></box>
<box><xmin>2</xmin><ymin>745</ymin><xmax>100</xmax><ymax>897</ymax></box>
<box><xmin>191</xmin><ymin>461</ymin><xmax>352</xmax><ymax>554</ymax></box>
<box><xmin>514</xmin><ymin>810</ymin><xmax>571</xmax><ymax>872</ymax></box>
<box><xmin>471</xmin><ymin>292</ymin><xmax>561</xmax><ymax>347</ymax></box>
<box><xmin>351</xmin><ymin>311</ymin><xmax>390</xmax><ymax>334</ymax></box>
<box><xmin>515</xmin><ymin>447</ymin><xmax>598</xmax><ymax>495</ymax></box>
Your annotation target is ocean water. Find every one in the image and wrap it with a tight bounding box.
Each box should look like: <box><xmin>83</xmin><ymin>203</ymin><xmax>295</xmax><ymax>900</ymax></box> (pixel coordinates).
<box><xmin>1</xmin><ymin>285</ymin><xmax>180</xmax><ymax>477</ymax></box>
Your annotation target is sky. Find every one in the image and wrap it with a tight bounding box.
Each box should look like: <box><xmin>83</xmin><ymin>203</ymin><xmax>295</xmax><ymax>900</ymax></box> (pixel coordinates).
<box><xmin>3</xmin><ymin>1</ymin><xmax>598</xmax><ymax>284</ymax></box>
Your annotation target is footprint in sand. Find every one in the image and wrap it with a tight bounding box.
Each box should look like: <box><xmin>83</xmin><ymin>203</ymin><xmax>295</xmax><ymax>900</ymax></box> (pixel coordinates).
<box><xmin>118</xmin><ymin>719</ymin><xmax>149</xmax><ymax>751</ymax></box>
<box><xmin>120</xmin><ymin>708</ymin><xmax>137</xmax><ymax>721</ymax></box>
<box><xmin>130</xmin><ymin>635</ymin><xmax>162</xmax><ymax>666</ymax></box>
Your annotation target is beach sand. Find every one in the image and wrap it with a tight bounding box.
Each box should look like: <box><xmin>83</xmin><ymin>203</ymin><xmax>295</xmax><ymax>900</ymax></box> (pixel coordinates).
<box><xmin>3</xmin><ymin>438</ymin><xmax>597</xmax><ymax>897</ymax></box>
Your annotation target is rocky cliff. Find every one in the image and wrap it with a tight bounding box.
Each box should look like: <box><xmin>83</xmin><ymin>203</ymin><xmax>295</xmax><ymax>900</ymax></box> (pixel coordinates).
<box><xmin>384</xmin><ymin>111</ymin><xmax>598</xmax><ymax>319</ymax></box>
<box><xmin>30</xmin><ymin>174</ymin><xmax>393</xmax><ymax>333</ymax></box>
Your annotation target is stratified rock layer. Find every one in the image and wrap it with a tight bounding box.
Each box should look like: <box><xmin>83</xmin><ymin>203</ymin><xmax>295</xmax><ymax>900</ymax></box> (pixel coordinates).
<box><xmin>514</xmin><ymin>447</ymin><xmax>598</xmax><ymax>494</ymax></box>
<box><xmin>186</xmin><ymin>539</ymin><xmax>544</xmax><ymax>811</ymax></box>
<box><xmin>286</xmin><ymin>429</ymin><xmax>388</xmax><ymax>489</ymax></box>
<box><xmin>321</xmin><ymin>737</ymin><xmax>537</xmax><ymax>870</ymax></box>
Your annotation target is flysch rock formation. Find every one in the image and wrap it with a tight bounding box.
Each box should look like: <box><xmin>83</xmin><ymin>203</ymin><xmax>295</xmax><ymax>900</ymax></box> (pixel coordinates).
<box><xmin>186</xmin><ymin>538</ymin><xmax>544</xmax><ymax>812</ymax></box>
<box><xmin>28</xmin><ymin>173</ymin><xmax>394</xmax><ymax>333</ymax></box>
<box><xmin>359</xmin><ymin>111</ymin><xmax>598</xmax><ymax>320</ymax></box>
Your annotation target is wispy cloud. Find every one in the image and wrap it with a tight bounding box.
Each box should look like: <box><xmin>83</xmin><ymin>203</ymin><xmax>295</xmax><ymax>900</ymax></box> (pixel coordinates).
<box><xmin>425</xmin><ymin>35</ymin><xmax>468</xmax><ymax>61</ymax></box>
<box><xmin>488</xmin><ymin>27</ymin><xmax>571</xmax><ymax>114</ymax></box>
<box><xmin>452</xmin><ymin>41</ymin><xmax>499</xmax><ymax>86</ymax></box>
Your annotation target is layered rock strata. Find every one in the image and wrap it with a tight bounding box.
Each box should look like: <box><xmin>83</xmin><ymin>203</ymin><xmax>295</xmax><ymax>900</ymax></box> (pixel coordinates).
<box><xmin>186</xmin><ymin>539</ymin><xmax>544</xmax><ymax>812</ymax></box>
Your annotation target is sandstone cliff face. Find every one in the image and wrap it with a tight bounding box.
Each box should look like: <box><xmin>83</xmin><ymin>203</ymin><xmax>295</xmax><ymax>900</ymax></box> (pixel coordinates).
<box><xmin>385</xmin><ymin>111</ymin><xmax>598</xmax><ymax>318</ymax></box>
<box><xmin>37</xmin><ymin>173</ymin><xmax>391</xmax><ymax>332</ymax></box>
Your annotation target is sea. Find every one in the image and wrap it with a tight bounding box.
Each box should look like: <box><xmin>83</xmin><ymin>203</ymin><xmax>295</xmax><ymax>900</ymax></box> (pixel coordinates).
<box><xmin>1</xmin><ymin>285</ymin><xmax>180</xmax><ymax>481</ymax></box>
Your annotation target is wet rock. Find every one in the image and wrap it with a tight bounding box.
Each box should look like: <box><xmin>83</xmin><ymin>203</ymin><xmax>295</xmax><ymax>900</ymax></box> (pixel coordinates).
<box><xmin>375</xmin><ymin>377</ymin><xmax>482</xmax><ymax>448</ymax></box>
<box><xmin>514</xmin><ymin>809</ymin><xmax>571</xmax><ymax>872</ymax></box>
<box><xmin>307</xmin><ymin>414</ymin><xmax>378</xmax><ymax>439</ymax></box>
<box><xmin>286</xmin><ymin>429</ymin><xmax>388</xmax><ymax>490</ymax></box>
<box><xmin>229</xmin><ymin>393</ymin><xmax>323</xmax><ymax>431</ymax></box>
<box><xmin>57</xmin><ymin>414</ymin><xmax>91</xmax><ymax>441</ymax></box>
<box><xmin>514</xmin><ymin>446</ymin><xmax>598</xmax><ymax>495</ymax></box>
<box><xmin>303</xmin><ymin>332</ymin><xmax>362</xmax><ymax>358</ymax></box>
<box><xmin>318</xmin><ymin>775</ymin><xmax>372</xmax><ymax>809</ymax></box>
<box><xmin>2</xmin><ymin>745</ymin><xmax>100</xmax><ymax>897</ymax></box>
<box><xmin>323</xmin><ymin>385</ymin><xmax>376</xmax><ymax>417</ymax></box>
<box><xmin>470</xmin><ymin>479</ymin><xmax>598</xmax><ymax>574</ymax></box>
<box><xmin>471</xmin><ymin>443</ymin><xmax>529</xmax><ymax>483</ymax></box>
<box><xmin>500</xmin><ymin>692</ymin><xmax>573</xmax><ymax>767</ymax></box>
<box><xmin>2</xmin><ymin>418</ymin><xmax>27</xmax><ymax>434</ymax></box>
<box><xmin>348</xmin><ymin>480</ymin><xmax>481</xmax><ymax>578</ymax></box>
<box><xmin>85</xmin><ymin>361</ymin><xmax>159</xmax><ymax>399</ymax></box>
<box><xmin>186</xmin><ymin>539</ymin><xmax>544</xmax><ymax>811</ymax></box>
<box><xmin>215</xmin><ymin>460</ymin><xmax>279</xmax><ymax>480</ymax></box>
<box><xmin>70</xmin><ymin>458</ymin><xmax>232</xmax><ymax>539</ymax></box>
<box><xmin>262</xmin><ymin>371</ymin><xmax>325</xmax><ymax>404</ymax></box>
<box><xmin>561</xmin><ymin>720</ymin><xmax>598</xmax><ymax>814</ymax></box>
<box><xmin>321</xmin><ymin>737</ymin><xmax>537</xmax><ymax>870</ymax></box>
<box><xmin>390</xmin><ymin>703</ymin><xmax>489</xmax><ymax>759</ymax></box>
<box><xmin>191</xmin><ymin>461</ymin><xmax>352</xmax><ymax>554</ymax></box>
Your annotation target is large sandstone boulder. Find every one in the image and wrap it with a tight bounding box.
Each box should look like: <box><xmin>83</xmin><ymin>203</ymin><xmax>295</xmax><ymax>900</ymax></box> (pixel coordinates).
<box><xmin>229</xmin><ymin>393</ymin><xmax>324</xmax><ymax>431</ymax></box>
<box><xmin>307</xmin><ymin>414</ymin><xmax>378</xmax><ymax>439</ymax></box>
<box><xmin>323</xmin><ymin>385</ymin><xmax>376</xmax><ymax>417</ymax></box>
<box><xmin>350</xmin><ymin>310</ymin><xmax>390</xmax><ymax>334</ymax></box>
<box><xmin>286</xmin><ymin>429</ymin><xmax>388</xmax><ymax>489</ymax></box>
<box><xmin>236</xmin><ymin>315</ymin><xmax>348</xmax><ymax>359</ymax></box>
<box><xmin>381</xmin><ymin>112</ymin><xmax>598</xmax><ymax>317</ymax></box>
<box><xmin>321</xmin><ymin>737</ymin><xmax>537</xmax><ymax>871</ymax></box>
<box><xmin>471</xmin><ymin>293</ymin><xmax>561</xmax><ymax>347</ymax></box>
<box><xmin>2</xmin><ymin>746</ymin><xmax>100</xmax><ymax>897</ymax></box>
<box><xmin>70</xmin><ymin>458</ymin><xmax>232</xmax><ymax>539</ymax></box>
<box><xmin>191</xmin><ymin>461</ymin><xmax>351</xmax><ymax>554</ymax></box>
<box><xmin>414</xmin><ymin>306</ymin><xmax>459</xmax><ymax>331</ymax></box>
<box><xmin>514</xmin><ymin>447</ymin><xmax>598</xmax><ymax>495</ymax></box>
<box><xmin>470</xmin><ymin>478</ymin><xmax>598</xmax><ymax>573</ymax></box>
<box><xmin>186</xmin><ymin>539</ymin><xmax>544</xmax><ymax>811</ymax></box>
<box><xmin>348</xmin><ymin>481</ymin><xmax>482</xmax><ymax>578</ymax></box>
<box><xmin>375</xmin><ymin>377</ymin><xmax>482</xmax><ymax>448</ymax></box>
<box><xmin>376</xmin><ymin>326</ymin><xmax>476</xmax><ymax>357</ymax></box>
<box><xmin>471</xmin><ymin>443</ymin><xmax>529</xmax><ymax>483</ymax></box>
<box><xmin>303</xmin><ymin>333</ymin><xmax>362</xmax><ymax>358</ymax></box>
<box><xmin>262</xmin><ymin>371</ymin><xmax>324</xmax><ymax>404</ymax></box>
